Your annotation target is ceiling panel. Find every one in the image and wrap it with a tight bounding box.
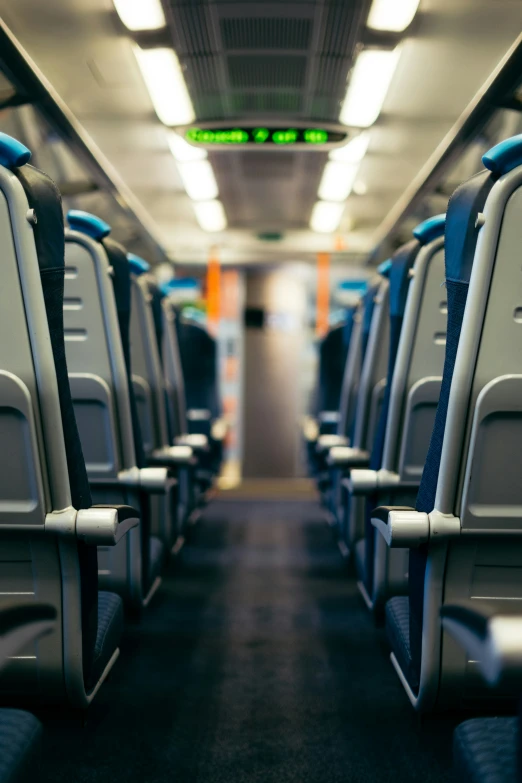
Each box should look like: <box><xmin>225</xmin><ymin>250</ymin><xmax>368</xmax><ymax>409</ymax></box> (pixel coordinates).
<box><xmin>1</xmin><ymin>0</ymin><xmax>522</xmax><ymax>265</ymax></box>
<box><xmin>221</xmin><ymin>17</ymin><xmax>313</xmax><ymax>50</ymax></box>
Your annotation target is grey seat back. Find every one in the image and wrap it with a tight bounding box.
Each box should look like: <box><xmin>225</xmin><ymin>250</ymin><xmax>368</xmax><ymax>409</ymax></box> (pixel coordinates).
<box><xmin>162</xmin><ymin>297</ymin><xmax>188</xmax><ymax>440</ymax></box>
<box><xmin>129</xmin><ymin>269</ymin><xmax>170</xmax><ymax>455</ymax></box>
<box><xmin>369</xmin><ymin>220</ymin><xmax>446</xmax><ymax>608</ymax></box>
<box><xmin>338</xmin><ymin>278</ymin><xmax>385</xmax><ymax>444</ymax></box>
<box><xmin>352</xmin><ymin>279</ymin><xmax>390</xmax><ymax>453</ymax></box>
<box><xmin>63</xmin><ymin>230</ymin><xmax>137</xmax><ymax>481</ymax></box>
<box><xmin>0</xmin><ymin>135</ymin><xmax>120</xmax><ymax>707</ymax></box>
<box><xmin>398</xmin><ymin>137</ymin><xmax>522</xmax><ymax>712</ymax></box>
<box><xmin>63</xmin><ymin>218</ymin><xmax>144</xmax><ymax>608</ymax></box>
<box><xmin>382</xmin><ymin>236</ymin><xmax>446</xmax><ymax>482</ymax></box>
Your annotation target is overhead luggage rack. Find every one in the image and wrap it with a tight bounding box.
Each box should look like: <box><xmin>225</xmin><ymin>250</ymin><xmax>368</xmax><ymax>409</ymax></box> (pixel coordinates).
<box><xmin>0</xmin><ymin>19</ymin><xmax>170</xmax><ymax>267</ymax></box>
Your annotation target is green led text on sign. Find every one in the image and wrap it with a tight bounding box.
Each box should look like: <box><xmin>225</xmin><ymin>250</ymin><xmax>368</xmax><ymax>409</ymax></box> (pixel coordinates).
<box><xmin>253</xmin><ymin>128</ymin><xmax>270</xmax><ymax>143</ymax></box>
<box><xmin>184</xmin><ymin>127</ymin><xmax>347</xmax><ymax>146</ymax></box>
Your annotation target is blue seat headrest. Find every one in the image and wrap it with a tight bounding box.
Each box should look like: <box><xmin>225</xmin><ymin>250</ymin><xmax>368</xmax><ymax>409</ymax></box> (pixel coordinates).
<box><xmin>412</xmin><ymin>214</ymin><xmax>445</xmax><ymax>245</ymax></box>
<box><xmin>67</xmin><ymin>210</ymin><xmax>111</xmax><ymax>240</ymax></box>
<box><xmin>483</xmin><ymin>134</ymin><xmax>522</xmax><ymax>178</ymax></box>
<box><xmin>389</xmin><ymin>239</ymin><xmax>418</xmax><ymax>317</ymax></box>
<box><xmin>361</xmin><ymin>281</ymin><xmax>379</xmax><ymax>335</ymax></box>
<box><xmin>377</xmin><ymin>259</ymin><xmax>392</xmax><ymax>277</ymax></box>
<box><xmin>338</xmin><ymin>280</ymin><xmax>368</xmax><ymax>293</ymax></box>
<box><xmin>0</xmin><ymin>133</ymin><xmax>31</xmax><ymax>169</ymax></box>
<box><xmin>127</xmin><ymin>253</ymin><xmax>150</xmax><ymax>276</ymax></box>
<box><xmin>444</xmin><ymin>170</ymin><xmax>494</xmax><ymax>284</ymax></box>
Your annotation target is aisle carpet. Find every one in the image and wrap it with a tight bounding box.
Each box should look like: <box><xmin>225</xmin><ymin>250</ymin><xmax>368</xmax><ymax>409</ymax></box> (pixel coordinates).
<box><xmin>40</xmin><ymin>498</ymin><xmax>456</xmax><ymax>782</ymax></box>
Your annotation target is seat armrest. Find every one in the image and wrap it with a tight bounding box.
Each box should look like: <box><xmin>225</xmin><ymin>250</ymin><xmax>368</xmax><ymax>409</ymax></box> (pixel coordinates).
<box><xmin>441</xmin><ymin>601</ymin><xmax>522</xmax><ymax>688</ymax></box>
<box><xmin>210</xmin><ymin>417</ymin><xmax>228</xmax><ymax>441</ymax></box>
<box><xmin>176</xmin><ymin>433</ymin><xmax>209</xmax><ymax>452</ymax></box>
<box><xmin>151</xmin><ymin>445</ymin><xmax>195</xmax><ymax>467</ymax></box>
<box><xmin>318</xmin><ymin>411</ymin><xmax>340</xmax><ymax>425</ymax></box>
<box><xmin>302</xmin><ymin>416</ymin><xmax>319</xmax><ymax>442</ymax></box>
<box><xmin>371</xmin><ymin>506</ymin><xmax>429</xmax><ymax>547</ymax></box>
<box><xmin>120</xmin><ymin>466</ymin><xmax>174</xmax><ymax>493</ymax></box>
<box><xmin>348</xmin><ymin>469</ymin><xmax>417</xmax><ymax>496</ymax></box>
<box><xmin>77</xmin><ymin>505</ymin><xmax>139</xmax><ymax>545</ymax></box>
<box><xmin>327</xmin><ymin>446</ymin><xmax>369</xmax><ymax>468</ymax></box>
<box><xmin>316</xmin><ymin>434</ymin><xmax>349</xmax><ymax>453</ymax></box>
<box><xmin>187</xmin><ymin>408</ymin><xmax>212</xmax><ymax>422</ymax></box>
<box><xmin>0</xmin><ymin>602</ymin><xmax>57</xmax><ymax>667</ymax></box>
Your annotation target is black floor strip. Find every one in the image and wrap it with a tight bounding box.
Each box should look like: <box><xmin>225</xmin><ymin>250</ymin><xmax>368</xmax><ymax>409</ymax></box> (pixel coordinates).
<box><xmin>40</xmin><ymin>498</ymin><xmax>457</xmax><ymax>782</ymax></box>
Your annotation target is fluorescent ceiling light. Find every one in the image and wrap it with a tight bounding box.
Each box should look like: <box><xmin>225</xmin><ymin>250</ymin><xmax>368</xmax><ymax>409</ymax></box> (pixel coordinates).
<box><xmin>134</xmin><ymin>46</ymin><xmax>195</xmax><ymax>126</ymax></box>
<box><xmin>167</xmin><ymin>131</ymin><xmax>207</xmax><ymax>162</ymax></box>
<box><xmin>310</xmin><ymin>201</ymin><xmax>345</xmax><ymax>233</ymax></box>
<box><xmin>318</xmin><ymin>161</ymin><xmax>359</xmax><ymax>202</ymax></box>
<box><xmin>113</xmin><ymin>0</ymin><xmax>166</xmax><ymax>30</ymax></box>
<box><xmin>367</xmin><ymin>0</ymin><xmax>420</xmax><ymax>32</ymax></box>
<box><xmin>340</xmin><ymin>47</ymin><xmax>401</xmax><ymax>128</ymax></box>
<box><xmin>194</xmin><ymin>200</ymin><xmax>227</xmax><ymax>232</ymax></box>
<box><xmin>329</xmin><ymin>132</ymin><xmax>370</xmax><ymax>163</ymax></box>
<box><xmin>353</xmin><ymin>179</ymin><xmax>368</xmax><ymax>196</ymax></box>
<box><xmin>177</xmin><ymin>160</ymin><xmax>218</xmax><ymax>201</ymax></box>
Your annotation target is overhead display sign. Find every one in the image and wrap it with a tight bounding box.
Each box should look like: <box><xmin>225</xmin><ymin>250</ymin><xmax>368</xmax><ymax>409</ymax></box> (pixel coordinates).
<box><xmin>184</xmin><ymin>127</ymin><xmax>348</xmax><ymax>147</ymax></box>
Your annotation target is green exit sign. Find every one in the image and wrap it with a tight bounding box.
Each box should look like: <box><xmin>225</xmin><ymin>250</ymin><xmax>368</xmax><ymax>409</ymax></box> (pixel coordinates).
<box><xmin>184</xmin><ymin>127</ymin><xmax>348</xmax><ymax>147</ymax></box>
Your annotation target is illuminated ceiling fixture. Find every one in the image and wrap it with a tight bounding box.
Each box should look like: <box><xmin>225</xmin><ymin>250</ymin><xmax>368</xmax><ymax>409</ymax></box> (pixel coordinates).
<box><xmin>177</xmin><ymin>160</ymin><xmax>219</xmax><ymax>201</ymax></box>
<box><xmin>310</xmin><ymin>201</ymin><xmax>345</xmax><ymax>234</ymax></box>
<box><xmin>318</xmin><ymin>161</ymin><xmax>359</xmax><ymax>202</ymax></box>
<box><xmin>339</xmin><ymin>47</ymin><xmax>401</xmax><ymax>128</ymax></box>
<box><xmin>167</xmin><ymin>131</ymin><xmax>207</xmax><ymax>162</ymax></box>
<box><xmin>194</xmin><ymin>200</ymin><xmax>228</xmax><ymax>232</ymax></box>
<box><xmin>113</xmin><ymin>0</ymin><xmax>166</xmax><ymax>31</ymax></box>
<box><xmin>134</xmin><ymin>46</ymin><xmax>195</xmax><ymax>126</ymax></box>
<box><xmin>367</xmin><ymin>0</ymin><xmax>420</xmax><ymax>32</ymax></box>
<box><xmin>352</xmin><ymin>179</ymin><xmax>368</xmax><ymax>196</ymax></box>
<box><xmin>329</xmin><ymin>131</ymin><xmax>370</xmax><ymax>163</ymax></box>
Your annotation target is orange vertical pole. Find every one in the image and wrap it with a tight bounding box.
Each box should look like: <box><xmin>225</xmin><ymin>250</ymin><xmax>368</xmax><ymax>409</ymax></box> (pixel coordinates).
<box><xmin>316</xmin><ymin>251</ymin><xmax>330</xmax><ymax>337</ymax></box>
<box><xmin>207</xmin><ymin>245</ymin><xmax>221</xmax><ymax>334</ymax></box>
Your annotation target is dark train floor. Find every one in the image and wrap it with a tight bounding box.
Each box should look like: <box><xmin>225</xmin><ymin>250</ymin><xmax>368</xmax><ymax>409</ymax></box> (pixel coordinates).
<box><xmin>39</xmin><ymin>495</ymin><xmax>457</xmax><ymax>782</ymax></box>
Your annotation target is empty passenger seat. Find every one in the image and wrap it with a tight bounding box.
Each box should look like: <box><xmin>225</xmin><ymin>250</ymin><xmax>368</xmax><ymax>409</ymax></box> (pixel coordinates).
<box><xmin>373</xmin><ymin>137</ymin><xmax>522</xmax><ymax>711</ymax></box>
<box><xmin>64</xmin><ymin>210</ymin><xmax>166</xmax><ymax>612</ymax></box>
<box><xmin>0</xmin><ymin>133</ymin><xmax>135</xmax><ymax>705</ymax></box>
<box><xmin>0</xmin><ymin>601</ymin><xmax>56</xmax><ymax>782</ymax></box>
<box><xmin>346</xmin><ymin>215</ymin><xmax>446</xmax><ymax>617</ymax></box>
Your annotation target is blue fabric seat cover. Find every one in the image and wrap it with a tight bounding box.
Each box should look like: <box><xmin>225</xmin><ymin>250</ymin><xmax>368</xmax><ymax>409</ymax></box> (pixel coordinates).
<box><xmin>363</xmin><ymin>240</ymin><xmax>419</xmax><ymax>592</ymax></box>
<box><xmin>0</xmin><ymin>709</ymin><xmax>42</xmax><ymax>783</ymax></box>
<box><xmin>454</xmin><ymin>717</ymin><xmax>518</xmax><ymax>783</ymax></box>
<box><xmin>406</xmin><ymin>170</ymin><xmax>495</xmax><ymax>691</ymax></box>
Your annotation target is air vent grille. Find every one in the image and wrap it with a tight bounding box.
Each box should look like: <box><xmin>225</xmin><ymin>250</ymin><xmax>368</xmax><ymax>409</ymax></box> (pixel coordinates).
<box><xmin>172</xmin><ymin>4</ymin><xmax>214</xmax><ymax>55</ymax></box>
<box><xmin>221</xmin><ymin>18</ymin><xmax>313</xmax><ymax>50</ymax></box>
<box><xmin>229</xmin><ymin>92</ymin><xmax>303</xmax><ymax>113</ymax></box>
<box><xmin>241</xmin><ymin>152</ymin><xmax>296</xmax><ymax>180</ymax></box>
<box><xmin>227</xmin><ymin>55</ymin><xmax>307</xmax><ymax>89</ymax></box>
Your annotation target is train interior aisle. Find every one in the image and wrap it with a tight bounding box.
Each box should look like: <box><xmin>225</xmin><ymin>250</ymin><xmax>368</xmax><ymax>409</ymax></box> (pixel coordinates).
<box><xmin>40</xmin><ymin>488</ymin><xmax>456</xmax><ymax>783</ymax></box>
<box><xmin>2</xmin><ymin>1</ymin><xmax>522</xmax><ymax>782</ymax></box>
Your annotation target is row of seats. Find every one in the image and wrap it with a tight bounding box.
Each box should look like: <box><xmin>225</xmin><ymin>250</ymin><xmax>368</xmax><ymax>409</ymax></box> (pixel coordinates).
<box><xmin>305</xmin><ymin>134</ymin><xmax>522</xmax><ymax>782</ymax></box>
<box><xmin>0</xmin><ymin>132</ymin><xmax>224</xmax><ymax>780</ymax></box>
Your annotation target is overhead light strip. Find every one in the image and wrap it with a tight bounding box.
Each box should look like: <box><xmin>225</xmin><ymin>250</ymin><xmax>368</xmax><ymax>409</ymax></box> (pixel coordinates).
<box><xmin>318</xmin><ymin>161</ymin><xmax>360</xmax><ymax>202</ymax></box>
<box><xmin>167</xmin><ymin>131</ymin><xmax>227</xmax><ymax>229</ymax></box>
<box><xmin>167</xmin><ymin>131</ymin><xmax>207</xmax><ymax>162</ymax></box>
<box><xmin>113</xmin><ymin>0</ymin><xmax>166</xmax><ymax>31</ymax></box>
<box><xmin>194</xmin><ymin>201</ymin><xmax>228</xmax><ymax>233</ymax></box>
<box><xmin>310</xmin><ymin>132</ymin><xmax>370</xmax><ymax>233</ymax></box>
<box><xmin>340</xmin><ymin>47</ymin><xmax>401</xmax><ymax>128</ymax></box>
<box><xmin>310</xmin><ymin>202</ymin><xmax>345</xmax><ymax>234</ymax></box>
<box><xmin>177</xmin><ymin>160</ymin><xmax>219</xmax><ymax>201</ymax></box>
<box><xmin>329</xmin><ymin>132</ymin><xmax>370</xmax><ymax>163</ymax></box>
<box><xmin>134</xmin><ymin>46</ymin><xmax>195</xmax><ymax>126</ymax></box>
<box><xmin>367</xmin><ymin>0</ymin><xmax>420</xmax><ymax>32</ymax></box>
